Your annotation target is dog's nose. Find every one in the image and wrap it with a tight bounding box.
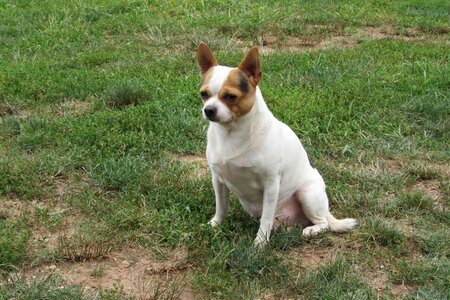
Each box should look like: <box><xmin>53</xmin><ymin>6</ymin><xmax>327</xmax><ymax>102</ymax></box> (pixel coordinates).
<box><xmin>204</xmin><ymin>106</ymin><xmax>217</xmax><ymax>118</ymax></box>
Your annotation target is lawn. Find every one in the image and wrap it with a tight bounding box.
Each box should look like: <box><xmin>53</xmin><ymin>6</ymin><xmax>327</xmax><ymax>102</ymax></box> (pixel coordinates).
<box><xmin>0</xmin><ymin>0</ymin><xmax>449</xmax><ymax>299</ymax></box>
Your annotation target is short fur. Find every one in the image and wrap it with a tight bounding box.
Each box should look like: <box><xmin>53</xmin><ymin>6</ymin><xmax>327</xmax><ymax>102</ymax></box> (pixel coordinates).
<box><xmin>197</xmin><ymin>43</ymin><xmax>357</xmax><ymax>246</ymax></box>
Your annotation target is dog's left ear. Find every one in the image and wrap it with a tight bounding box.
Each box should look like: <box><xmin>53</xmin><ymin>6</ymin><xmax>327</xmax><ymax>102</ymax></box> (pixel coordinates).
<box><xmin>198</xmin><ymin>42</ymin><xmax>218</xmax><ymax>76</ymax></box>
<box><xmin>239</xmin><ymin>47</ymin><xmax>262</xmax><ymax>85</ymax></box>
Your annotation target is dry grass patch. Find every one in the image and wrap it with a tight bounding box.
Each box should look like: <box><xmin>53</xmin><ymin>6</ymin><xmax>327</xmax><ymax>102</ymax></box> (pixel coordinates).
<box><xmin>0</xmin><ymin>198</ymin><xmax>29</xmax><ymax>219</ymax></box>
<box><xmin>258</xmin><ymin>26</ymin><xmax>440</xmax><ymax>54</ymax></box>
<box><xmin>55</xmin><ymin>233</ymin><xmax>113</xmax><ymax>262</ymax></box>
<box><xmin>412</xmin><ymin>180</ymin><xmax>443</xmax><ymax>201</ymax></box>
<box><xmin>29</xmin><ymin>176</ymin><xmax>91</xmax><ymax>249</ymax></box>
<box><xmin>56</xmin><ymin>99</ymin><xmax>93</xmax><ymax>117</ymax></box>
<box><xmin>286</xmin><ymin>245</ymin><xmax>337</xmax><ymax>272</ymax></box>
<box><xmin>26</xmin><ymin>246</ymin><xmax>192</xmax><ymax>298</ymax></box>
<box><xmin>390</xmin><ymin>283</ymin><xmax>412</xmax><ymax>298</ymax></box>
<box><xmin>361</xmin><ymin>267</ymin><xmax>412</xmax><ymax>298</ymax></box>
<box><xmin>172</xmin><ymin>154</ymin><xmax>209</xmax><ymax>179</ymax></box>
<box><xmin>363</xmin><ymin>269</ymin><xmax>389</xmax><ymax>297</ymax></box>
<box><xmin>15</xmin><ymin>99</ymin><xmax>94</xmax><ymax>120</ymax></box>
<box><xmin>356</xmin><ymin>26</ymin><xmax>424</xmax><ymax>42</ymax></box>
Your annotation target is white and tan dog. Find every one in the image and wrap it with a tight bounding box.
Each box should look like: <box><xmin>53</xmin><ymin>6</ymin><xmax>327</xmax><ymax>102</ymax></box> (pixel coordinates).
<box><xmin>197</xmin><ymin>43</ymin><xmax>357</xmax><ymax>246</ymax></box>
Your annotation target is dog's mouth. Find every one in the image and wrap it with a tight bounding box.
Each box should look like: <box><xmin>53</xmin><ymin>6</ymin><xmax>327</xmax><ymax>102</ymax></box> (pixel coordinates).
<box><xmin>206</xmin><ymin>115</ymin><xmax>219</xmax><ymax>122</ymax></box>
<box><xmin>205</xmin><ymin>115</ymin><xmax>234</xmax><ymax>125</ymax></box>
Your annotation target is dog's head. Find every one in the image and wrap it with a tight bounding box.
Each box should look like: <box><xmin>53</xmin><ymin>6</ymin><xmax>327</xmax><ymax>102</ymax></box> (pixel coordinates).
<box><xmin>197</xmin><ymin>43</ymin><xmax>262</xmax><ymax>124</ymax></box>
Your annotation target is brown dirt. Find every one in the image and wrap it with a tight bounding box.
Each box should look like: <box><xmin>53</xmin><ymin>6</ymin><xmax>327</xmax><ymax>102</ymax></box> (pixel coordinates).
<box><xmin>16</xmin><ymin>99</ymin><xmax>93</xmax><ymax>119</ymax></box>
<box><xmin>29</xmin><ymin>176</ymin><xmax>91</xmax><ymax>251</ymax></box>
<box><xmin>357</xmin><ymin>26</ymin><xmax>423</xmax><ymax>42</ymax></box>
<box><xmin>412</xmin><ymin>180</ymin><xmax>443</xmax><ymax>201</ymax></box>
<box><xmin>259</xmin><ymin>26</ymin><xmax>435</xmax><ymax>54</ymax></box>
<box><xmin>25</xmin><ymin>246</ymin><xmax>193</xmax><ymax>298</ymax></box>
<box><xmin>57</xmin><ymin>99</ymin><xmax>93</xmax><ymax>117</ymax></box>
<box><xmin>172</xmin><ymin>154</ymin><xmax>209</xmax><ymax>179</ymax></box>
<box><xmin>362</xmin><ymin>267</ymin><xmax>412</xmax><ymax>298</ymax></box>
<box><xmin>287</xmin><ymin>246</ymin><xmax>336</xmax><ymax>271</ymax></box>
<box><xmin>4</xmin><ymin>176</ymin><xmax>195</xmax><ymax>298</ymax></box>
<box><xmin>408</xmin><ymin>158</ymin><xmax>448</xmax><ymax>209</ymax></box>
<box><xmin>391</xmin><ymin>284</ymin><xmax>412</xmax><ymax>297</ymax></box>
<box><xmin>422</xmin><ymin>160</ymin><xmax>450</xmax><ymax>178</ymax></box>
<box><xmin>365</xmin><ymin>269</ymin><xmax>390</xmax><ymax>297</ymax></box>
<box><xmin>0</xmin><ymin>198</ymin><xmax>29</xmax><ymax>219</ymax></box>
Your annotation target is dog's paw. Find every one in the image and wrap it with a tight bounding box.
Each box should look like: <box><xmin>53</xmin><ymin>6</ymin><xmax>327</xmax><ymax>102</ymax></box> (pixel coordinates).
<box><xmin>302</xmin><ymin>224</ymin><xmax>327</xmax><ymax>237</ymax></box>
<box><xmin>253</xmin><ymin>236</ymin><xmax>268</xmax><ymax>248</ymax></box>
<box><xmin>208</xmin><ymin>218</ymin><xmax>220</xmax><ymax>227</ymax></box>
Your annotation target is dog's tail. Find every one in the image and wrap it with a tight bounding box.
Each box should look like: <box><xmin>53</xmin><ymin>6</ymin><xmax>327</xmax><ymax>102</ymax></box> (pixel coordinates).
<box><xmin>326</xmin><ymin>212</ymin><xmax>357</xmax><ymax>233</ymax></box>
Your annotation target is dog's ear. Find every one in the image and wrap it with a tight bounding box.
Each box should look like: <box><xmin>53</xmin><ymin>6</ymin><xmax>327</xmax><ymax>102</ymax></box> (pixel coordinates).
<box><xmin>198</xmin><ymin>42</ymin><xmax>218</xmax><ymax>76</ymax></box>
<box><xmin>239</xmin><ymin>47</ymin><xmax>262</xmax><ymax>85</ymax></box>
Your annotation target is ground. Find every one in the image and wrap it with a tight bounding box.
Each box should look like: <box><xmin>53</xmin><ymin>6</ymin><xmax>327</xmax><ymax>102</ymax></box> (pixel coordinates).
<box><xmin>0</xmin><ymin>1</ymin><xmax>449</xmax><ymax>299</ymax></box>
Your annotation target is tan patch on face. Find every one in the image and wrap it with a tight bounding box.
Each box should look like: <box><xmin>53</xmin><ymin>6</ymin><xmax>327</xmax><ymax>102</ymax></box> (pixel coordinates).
<box><xmin>219</xmin><ymin>68</ymin><xmax>256</xmax><ymax>117</ymax></box>
<box><xmin>199</xmin><ymin>68</ymin><xmax>214</xmax><ymax>102</ymax></box>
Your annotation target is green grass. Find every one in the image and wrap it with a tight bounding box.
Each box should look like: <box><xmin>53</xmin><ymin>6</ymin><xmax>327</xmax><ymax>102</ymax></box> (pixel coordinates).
<box><xmin>0</xmin><ymin>274</ymin><xmax>84</xmax><ymax>300</ymax></box>
<box><xmin>0</xmin><ymin>217</ymin><xmax>31</xmax><ymax>273</ymax></box>
<box><xmin>1</xmin><ymin>0</ymin><xmax>449</xmax><ymax>298</ymax></box>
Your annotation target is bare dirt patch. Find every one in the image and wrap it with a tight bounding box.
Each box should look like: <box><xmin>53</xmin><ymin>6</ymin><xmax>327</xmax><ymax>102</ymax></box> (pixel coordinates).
<box><xmin>391</xmin><ymin>283</ymin><xmax>412</xmax><ymax>297</ymax></box>
<box><xmin>172</xmin><ymin>154</ymin><xmax>209</xmax><ymax>179</ymax></box>
<box><xmin>287</xmin><ymin>246</ymin><xmax>336</xmax><ymax>271</ymax></box>
<box><xmin>364</xmin><ymin>269</ymin><xmax>390</xmax><ymax>297</ymax></box>
<box><xmin>53</xmin><ymin>174</ymin><xmax>90</xmax><ymax>200</ymax></box>
<box><xmin>0</xmin><ymin>198</ymin><xmax>29</xmax><ymax>219</ymax></box>
<box><xmin>259</xmin><ymin>26</ymin><xmax>433</xmax><ymax>53</ymax></box>
<box><xmin>423</xmin><ymin>160</ymin><xmax>450</xmax><ymax>178</ymax></box>
<box><xmin>412</xmin><ymin>180</ymin><xmax>443</xmax><ymax>201</ymax></box>
<box><xmin>26</xmin><ymin>246</ymin><xmax>193</xmax><ymax>298</ymax></box>
<box><xmin>57</xmin><ymin>99</ymin><xmax>93</xmax><ymax>117</ymax></box>
<box><xmin>356</xmin><ymin>26</ymin><xmax>423</xmax><ymax>42</ymax></box>
<box><xmin>362</xmin><ymin>267</ymin><xmax>412</xmax><ymax>298</ymax></box>
<box><xmin>15</xmin><ymin>99</ymin><xmax>94</xmax><ymax>120</ymax></box>
<box><xmin>29</xmin><ymin>176</ymin><xmax>93</xmax><ymax>252</ymax></box>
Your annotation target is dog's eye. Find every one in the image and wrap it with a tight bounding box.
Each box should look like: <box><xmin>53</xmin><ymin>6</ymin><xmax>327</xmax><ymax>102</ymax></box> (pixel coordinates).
<box><xmin>200</xmin><ymin>91</ymin><xmax>209</xmax><ymax>99</ymax></box>
<box><xmin>224</xmin><ymin>93</ymin><xmax>237</xmax><ymax>102</ymax></box>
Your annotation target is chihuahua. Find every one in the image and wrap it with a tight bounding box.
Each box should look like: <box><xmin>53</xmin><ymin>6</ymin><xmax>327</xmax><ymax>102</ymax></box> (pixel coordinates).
<box><xmin>197</xmin><ymin>43</ymin><xmax>357</xmax><ymax>246</ymax></box>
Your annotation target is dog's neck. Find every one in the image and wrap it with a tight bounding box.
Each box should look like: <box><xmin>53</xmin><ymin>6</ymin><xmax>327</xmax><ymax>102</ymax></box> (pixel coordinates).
<box><xmin>209</xmin><ymin>87</ymin><xmax>273</xmax><ymax>138</ymax></box>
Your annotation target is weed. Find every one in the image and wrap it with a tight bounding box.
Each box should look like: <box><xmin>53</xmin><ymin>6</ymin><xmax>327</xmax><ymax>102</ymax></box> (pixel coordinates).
<box><xmin>106</xmin><ymin>81</ymin><xmax>147</xmax><ymax>109</ymax></box>
<box><xmin>54</xmin><ymin>225</ymin><xmax>114</xmax><ymax>262</ymax></box>
<box><xmin>90</xmin><ymin>264</ymin><xmax>104</xmax><ymax>279</ymax></box>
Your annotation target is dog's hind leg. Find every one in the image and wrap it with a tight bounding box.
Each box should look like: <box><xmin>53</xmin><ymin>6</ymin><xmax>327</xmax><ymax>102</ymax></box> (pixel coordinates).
<box><xmin>296</xmin><ymin>184</ymin><xmax>330</xmax><ymax>236</ymax></box>
<box><xmin>297</xmin><ymin>181</ymin><xmax>357</xmax><ymax>236</ymax></box>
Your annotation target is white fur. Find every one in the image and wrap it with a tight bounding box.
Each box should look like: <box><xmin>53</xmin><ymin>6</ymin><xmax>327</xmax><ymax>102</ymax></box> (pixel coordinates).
<box><xmin>204</xmin><ymin>66</ymin><xmax>357</xmax><ymax>246</ymax></box>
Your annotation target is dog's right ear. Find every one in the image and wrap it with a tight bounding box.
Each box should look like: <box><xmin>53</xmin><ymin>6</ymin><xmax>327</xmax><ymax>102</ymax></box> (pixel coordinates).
<box><xmin>198</xmin><ymin>42</ymin><xmax>217</xmax><ymax>76</ymax></box>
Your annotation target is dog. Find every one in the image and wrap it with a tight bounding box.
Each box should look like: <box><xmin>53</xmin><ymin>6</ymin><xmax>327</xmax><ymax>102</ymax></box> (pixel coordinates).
<box><xmin>197</xmin><ymin>43</ymin><xmax>357</xmax><ymax>246</ymax></box>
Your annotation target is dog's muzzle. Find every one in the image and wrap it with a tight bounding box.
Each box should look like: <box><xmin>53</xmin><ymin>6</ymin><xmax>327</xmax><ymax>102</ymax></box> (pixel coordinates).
<box><xmin>204</xmin><ymin>105</ymin><xmax>217</xmax><ymax>121</ymax></box>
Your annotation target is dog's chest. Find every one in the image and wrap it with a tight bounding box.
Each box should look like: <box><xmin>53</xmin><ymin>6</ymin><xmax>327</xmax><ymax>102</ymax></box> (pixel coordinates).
<box><xmin>209</xmin><ymin>153</ymin><xmax>267</xmax><ymax>203</ymax></box>
<box><xmin>213</xmin><ymin>160</ymin><xmax>261</xmax><ymax>186</ymax></box>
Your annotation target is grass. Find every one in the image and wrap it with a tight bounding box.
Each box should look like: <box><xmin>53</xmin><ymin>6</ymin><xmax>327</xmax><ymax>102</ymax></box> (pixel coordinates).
<box><xmin>1</xmin><ymin>0</ymin><xmax>449</xmax><ymax>298</ymax></box>
<box><xmin>0</xmin><ymin>274</ymin><xmax>84</xmax><ymax>300</ymax></box>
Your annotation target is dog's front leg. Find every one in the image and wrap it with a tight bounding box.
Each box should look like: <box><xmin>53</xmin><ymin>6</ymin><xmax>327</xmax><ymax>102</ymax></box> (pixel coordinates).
<box><xmin>254</xmin><ymin>176</ymin><xmax>280</xmax><ymax>247</ymax></box>
<box><xmin>208</xmin><ymin>173</ymin><xmax>230</xmax><ymax>227</ymax></box>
